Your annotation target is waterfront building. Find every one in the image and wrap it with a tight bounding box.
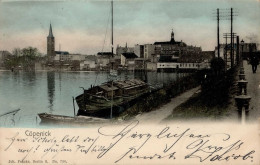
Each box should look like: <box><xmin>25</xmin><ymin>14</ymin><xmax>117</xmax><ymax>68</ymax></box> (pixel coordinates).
<box><xmin>54</xmin><ymin>51</ymin><xmax>70</xmax><ymax>61</ymax></box>
<box><xmin>144</xmin><ymin>44</ymin><xmax>155</xmax><ymax>60</ymax></box>
<box><xmin>154</xmin><ymin>30</ymin><xmax>201</xmax><ymax>61</ymax></box>
<box><xmin>97</xmin><ymin>52</ymin><xmax>113</xmax><ymax>70</ymax></box>
<box><xmin>53</xmin><ymin>51</ymin><xmax>91</xmax><ymax>70</ymax></box>
<box><xmin>120</xmin><ymin>52</ymin><xmax>138</xmax><ymax>69</ymax></box>
<box><xmin>146</xmin><ymin>62</ymin><xmax>157</xmax><ymax>71</ymax></box>
<box><xmin>80</xmin><ymin>55</ymin><xmax>97</xmax><ymax>70</ymax></box>
<box><xmin>157</xmin><ymin>51</ymin><xmax>214</xmax><ymax>71</ymax></box>
<box><xmin>134</xmin><ymin>44</ymin><xmax>144</xmax><ymax>58</ymax></box>
<box><xmin>47</xmin><ymin>24</ymin><xmax>55</xmax><ymax>60</ymax></box>
<box><xmin>116</xmin><ymin>43</ymin><xmax>134</xmax><ymax>56</ymax></box>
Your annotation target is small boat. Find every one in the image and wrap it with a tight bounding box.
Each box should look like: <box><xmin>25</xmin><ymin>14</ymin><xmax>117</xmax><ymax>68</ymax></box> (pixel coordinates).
<box><xmin>0</xmin><ymin>108</ymin><xmax>20</xmax><ymax>117</ymax></box>
<box><xmin>38</xmin><ymin>113</ymin><xmax>109</xmax><ymax>125</ymax></box>
<box><xmin>76</xmin><ymin>79</ymin><xmax>150</xmax><ymax>118</ymax></box>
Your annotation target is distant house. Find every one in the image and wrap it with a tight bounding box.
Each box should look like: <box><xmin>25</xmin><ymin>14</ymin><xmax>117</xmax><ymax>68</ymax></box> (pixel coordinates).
<box><xmin>97</xmin><ymin>52</ymin><xmax>113</xmax><ymax>57</ymax></box>
<box><xmin>116</xmin><ymin>43</ymin><xmax>134</xmax><ymax>56</ymax></box>
<box><xmin>134</xmin><ymin>44</ymin><xmax>144</xmax><ymax>58</ymax></box>
<box><xmin>97</xmin><ymin>52</ymin><xmax>114</xmax><ymax>70</ymax></box>
<box><xmin>121</xmin><ymin>52</ymin><xmax>138</xmax><ymax>66</ymax></box>
<box><xmin>54</xmin><ymin>51</ymin><xmax>70</xmax><ymax>61</ymax></box>
<box><xmin>157</xmin><ymin>51</ymin><xmax>214</xmax><ymax>71</ymax></box>
<box><xmin>80</xmin><ymin>55</ymin><xmax>97</xmax><ymax>70</ymax></box>
<box><xmin>143</xmin><ymin>44</ymin><xmax>155</xmax><ymax>60</ymax></box>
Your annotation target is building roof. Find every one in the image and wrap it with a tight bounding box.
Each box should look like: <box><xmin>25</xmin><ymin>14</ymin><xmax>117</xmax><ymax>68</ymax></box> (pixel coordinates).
<box><xmin>85</xmin><ymin>55</ymin><xmax>97</xmax><ymax>61</ymax></box>
<box><xmin>178</xmin><ymin>51</ymin><xmax>214</xmax><ymax>63</ymax></box>
<box><xmin>48</xmin><ymin>24</ymin><xmax>54</xmax><ymax>38</ymax></box>
<box><xmin>121</xmin><ymin>52</ymin><xmax>138</xmax><ymax>59</ymax></box>
<box><xmin>55</xmin><ymin>51</ymin><xmax>69</xmax><ymax>55</ymax></box>
<box><xmin>154</xmin><ymin>39</ymin><xmax>184</xmax><ymax>46</ymax></box>
<box><xmin>97</xmin><ymin>52</ymin><xmax>114</xmax><ymax>56</ymax></box>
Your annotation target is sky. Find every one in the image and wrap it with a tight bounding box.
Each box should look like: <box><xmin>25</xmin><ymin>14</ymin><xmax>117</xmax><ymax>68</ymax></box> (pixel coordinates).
<box><xmin>0</xmin><ymin>0</ymin><xmax>259</xmax><ymax>55</ymax></box>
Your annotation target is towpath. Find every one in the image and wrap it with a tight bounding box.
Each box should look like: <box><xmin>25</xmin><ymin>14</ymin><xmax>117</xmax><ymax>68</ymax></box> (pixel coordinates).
<box><xmin>241</xmin><ymin>60</ymin><xmax>260</xmax><ymax>122</ymax></box>
<box><xmin>134</xmin><ymin>86</ymin><xmax>200</xmax><ymax>123</ymax></box>
<box><xmin>134</xmin><ymin>60</ymin><xmax>260</xmax><ymax>124</ymax></box>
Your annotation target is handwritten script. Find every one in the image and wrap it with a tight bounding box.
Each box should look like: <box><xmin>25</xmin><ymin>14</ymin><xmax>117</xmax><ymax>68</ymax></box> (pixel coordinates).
<box><xmin>0</xmin><ymin>121</ymin><xmax>258</xmax><ymax>164</ymax></box>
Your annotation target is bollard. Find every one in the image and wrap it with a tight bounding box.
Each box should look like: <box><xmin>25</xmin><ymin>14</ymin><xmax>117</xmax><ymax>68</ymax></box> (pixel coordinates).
<box><xmin>238</xmin><ymin>74</ymin><xmax>246</xmax><ymax>80</ymax></box>
<box><xmin>237</xmin><ymin>80</ymin><xmax>248</xmax><ymax>95</ymax></box>
<box><xmin>235</xmin><ymin>95</ymin><xmax>251</xmax><ymax>112</ymax></box>
<box><xmin>239</xmin><ymin>67</ymin><xmax>245</xmax><ymax>74</ymax></box>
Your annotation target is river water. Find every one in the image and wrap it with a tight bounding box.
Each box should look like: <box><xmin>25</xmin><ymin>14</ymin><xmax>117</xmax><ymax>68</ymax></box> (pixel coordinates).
<box><xmin>0</xmin><ymin>70</ymin><xmax>186</xmax><ymax>127</ymax></box>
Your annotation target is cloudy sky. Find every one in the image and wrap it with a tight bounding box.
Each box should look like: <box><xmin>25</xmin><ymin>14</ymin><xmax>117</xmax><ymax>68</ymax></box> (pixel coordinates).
<box><xmin>0</xmin><ymin>0</ymin><xmax>259</xmax><ymax>55</ymax></box>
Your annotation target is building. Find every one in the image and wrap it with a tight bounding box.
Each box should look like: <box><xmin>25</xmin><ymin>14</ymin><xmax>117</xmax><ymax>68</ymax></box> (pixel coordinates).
<box><xmin>97</xmin><ymin>52</ymin><xmax>113</xmax><ymax>70</ymax></box>
<box><xmin>143</xmin><ymin>44</ymin><xmax>155</xmax><ymax>60</ymax></box>
<box><xmin>120</xmin><ymin>52</ymin><xmax>138</xmax><ymax>67</ymax></box>
<box><xmin>80</xmin><ymin>55</ymin><xmax>97</xmax><ymax>70</ymax></box>
<box><xmin>134</xmin><ymin>44</ymin><xmax>144</xmax><ymax>58</ymax></box>
<box><xmin>54</xmin><ymin>51</ymin><xmax>70</xmax><ymax>61</ymax></box>
<box><xmin>116</xmin><ymin>43</ymin><xmax>134</xmax><ymax>56</ymax></box>
<box><xmin>54</xmin><ymin>51</ymin><xmax>87</xmax><ymax>61</ymax></box>
<box><xmin>157</xmin><ymin>51</ymin><xmax>214</xmax><ymax>72</ymax></box>
<box><xmin>154</xmin><ymin>30</ymin><xmax>201</xmax><ymax>61</ymax></box>
<box><xmin>47</xmin><ymin>24</ymin><xmax>55</xmax><ymax>59</ymax></box>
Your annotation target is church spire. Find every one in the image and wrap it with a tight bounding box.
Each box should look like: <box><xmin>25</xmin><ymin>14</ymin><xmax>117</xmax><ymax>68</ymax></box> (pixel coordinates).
<box><xmin>171</xmin><ymin>29</ymin><xmax>175</xmax><ymax>42</ymax></box>
<box><xmin>48</xmin><ymin>23</ymin><xmax>54</xmax><ymax>38</ymax></box>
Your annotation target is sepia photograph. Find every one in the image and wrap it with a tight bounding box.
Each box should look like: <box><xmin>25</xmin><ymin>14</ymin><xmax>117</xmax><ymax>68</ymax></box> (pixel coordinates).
<box><xmin>0</xmin><ymin>0</ymin><xmax>259</xmax><ymax>164</ymax></box>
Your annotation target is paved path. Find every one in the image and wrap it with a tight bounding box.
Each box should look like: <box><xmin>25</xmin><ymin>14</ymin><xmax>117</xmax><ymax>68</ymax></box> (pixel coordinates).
<box><xmin>242</xmin><ymin>60</ymin><xmax>260</xmax><ymax>121</ymax></box>
<box><xmin>134</xmin><ymin>61</ymin><xmax>260</xmax><ymax>124</ymax></box>
<box><xmin>134</xmin><ymin>87</ymin><xmax>200</xmax><ymax>123</ymax></box>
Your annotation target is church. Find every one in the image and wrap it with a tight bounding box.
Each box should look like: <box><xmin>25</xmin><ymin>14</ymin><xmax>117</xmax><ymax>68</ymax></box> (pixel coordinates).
<box><xmin>47</xmin><ymin>24</ymin><xmax>56</xmax><ymax>59</ymax></box>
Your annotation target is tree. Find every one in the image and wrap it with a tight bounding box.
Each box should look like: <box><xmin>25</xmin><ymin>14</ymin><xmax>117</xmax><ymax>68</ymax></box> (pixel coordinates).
<box><xmin>19</xmin><ymin>47</ymin><xmax>42</xmax><ymax>71</ymax></box>
<box><xmin>210</xmin><ymin>57</ymin><xmax>225</xmax><ymax>75</ymax></box>
<box><xmin>22</xmin><ymin>47</ymin><xmax>41</xmax><ymax>60</ymax></box>
<box><xmin>12</xmin><ymin>48</ymin><xmax>22</xmax><ymax>57</ymax></box>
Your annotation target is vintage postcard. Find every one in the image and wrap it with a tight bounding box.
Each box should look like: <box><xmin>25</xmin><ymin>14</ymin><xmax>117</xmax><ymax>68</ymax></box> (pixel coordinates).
<box><xmin>0</xmin><ymin>0</ymin><xmax>259</xmax><ymax>164</ymax></box>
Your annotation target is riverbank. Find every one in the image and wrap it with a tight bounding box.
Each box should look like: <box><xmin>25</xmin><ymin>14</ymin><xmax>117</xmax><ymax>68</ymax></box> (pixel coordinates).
<box><xmin>117</xmin><ymin>72</ymin><xmax>201</xmax><ymax>121</ymax></box>
<box><xmin>165</xmin><ymin>67</ymin><xmax>239</xmax><ymax>121</ymax></box>
<box><xmin>132</xmin><ymin>87</ymin><xmax>200</xmax><ymax>123</ymax></box>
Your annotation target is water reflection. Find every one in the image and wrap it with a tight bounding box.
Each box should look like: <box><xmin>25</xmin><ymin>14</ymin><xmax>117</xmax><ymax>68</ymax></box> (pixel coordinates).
<box><xmin>47</xmin><ymin>72</ymin><xmax>55</xmax><ymax>112</ymax></box>
<box><xmin>1</xmin><ymin>70</ymin><xmax>186</xmax><ymax>127</ymax></box>
<box><xmin>58</xmin><ymin>72</ymin><xmax>62</xmax><ymax>92</ymax></box>
<box><xmin>23</xmin><ymin>71</ymin><xmax>36</xmax><ymax>86</ymax></box>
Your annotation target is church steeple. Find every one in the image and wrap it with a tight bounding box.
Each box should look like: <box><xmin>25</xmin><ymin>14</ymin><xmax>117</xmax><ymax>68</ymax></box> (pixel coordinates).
<box><xmin>47</xmin><ymin>23</ymin><xmax>55</xmax><ymax>59</ymax></box>
<box><xmin>171</xmin><ymin>29</ymin><xmax>175</xmax><ymax>42</ymax></box>
<box><xmin>48</xmin><ymin>23</ymin><xmax>54</xmax><ymax>38</ymax></box>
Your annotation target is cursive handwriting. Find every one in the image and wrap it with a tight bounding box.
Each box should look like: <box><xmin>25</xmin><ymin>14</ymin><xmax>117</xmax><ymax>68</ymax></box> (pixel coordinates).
<box><xmin>1</xmin><ymin>121</ymin><xmax>257</xmax><ymax>164</ymax></box>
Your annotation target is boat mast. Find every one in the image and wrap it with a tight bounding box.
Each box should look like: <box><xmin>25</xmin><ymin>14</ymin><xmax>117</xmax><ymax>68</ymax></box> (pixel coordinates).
<box><xmin>111</xmin><ymin>1</ymin><xmax>114</xmax><ymax>59</ymax></box>
<box><xmin>110</xmin><ymin>0</ymin><xmax>114</xmax><ymax>119</ymax></box>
